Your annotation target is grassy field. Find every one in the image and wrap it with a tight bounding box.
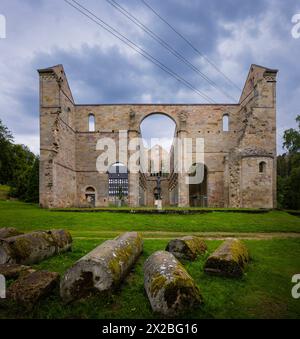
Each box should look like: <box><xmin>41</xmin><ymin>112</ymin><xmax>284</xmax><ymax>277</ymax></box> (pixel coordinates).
<box><xmin>0</xmin><ymin>201</ymin><xmax>300</xmax><ymax>319</ymax></box>
<box><xmin>0</xmin><ymin>201</ymin><xmax>300</xmax><ymax>235</ymax></box>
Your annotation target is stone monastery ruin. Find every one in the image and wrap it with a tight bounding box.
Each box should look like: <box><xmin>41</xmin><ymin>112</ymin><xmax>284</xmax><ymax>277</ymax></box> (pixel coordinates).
<box><xmin>39</xmin><ymin>64</ymin><xmax>277</xmax><ymax>208</ymax></box>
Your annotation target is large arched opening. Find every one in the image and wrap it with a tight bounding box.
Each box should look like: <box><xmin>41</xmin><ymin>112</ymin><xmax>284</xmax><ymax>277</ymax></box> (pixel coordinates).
<box><xmin>139</xmin><ymin>113</ymin><xmax>177</xmax><ymax>206</ymax></box>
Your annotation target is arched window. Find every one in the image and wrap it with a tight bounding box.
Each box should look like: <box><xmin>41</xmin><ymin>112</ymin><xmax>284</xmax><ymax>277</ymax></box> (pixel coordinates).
<box><xmin>222</xmin><ymin>114</ymin><xmax>229</xmax><ymax>132</ymax></box>
<box><xmin>88</xmin><ymin>113</ymin><xmax>95</xmax><ymax>132</ymax></box>
<box><xmin>259</xmin><ymin>161</ymin><xmax>267</xmax><ymax>173</ymax></box>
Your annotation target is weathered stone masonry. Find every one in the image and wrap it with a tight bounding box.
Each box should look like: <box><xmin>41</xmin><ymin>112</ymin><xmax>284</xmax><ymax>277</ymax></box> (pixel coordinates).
<box><xmin>39</xmin><ymin>64</ymin><xmax>277</xmax><ymax>208</ymax></box>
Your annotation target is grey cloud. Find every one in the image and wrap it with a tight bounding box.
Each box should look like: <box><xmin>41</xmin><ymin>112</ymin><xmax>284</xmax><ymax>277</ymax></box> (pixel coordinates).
<box><xmin>0</xmin><ymin>0</ymin><xmax>299</xmax><ymax>154</ymax></box>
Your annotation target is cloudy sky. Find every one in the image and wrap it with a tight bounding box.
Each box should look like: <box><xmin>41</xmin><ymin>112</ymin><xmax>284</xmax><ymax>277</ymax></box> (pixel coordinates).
<box><xmin>0</xmin><ymin>0</ymin><xmax>299</xmax><ymax>154</ymax></box>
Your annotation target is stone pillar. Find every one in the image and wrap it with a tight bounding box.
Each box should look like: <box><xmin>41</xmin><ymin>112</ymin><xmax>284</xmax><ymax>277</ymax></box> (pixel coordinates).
<box><xmin>223</xmin><ymin>155</ymin><xmax>229</xmax><ymax>208</ymax></box>
<box><xmin>128</xmin><ymin>129</ymin><xmax>140</xmax><ymax>207</ymax></box>
<box><xmin>178</xmin><ymin>174</ymin><xmax>189</xmax><ymax>207</ymax></box>
<box><xmin>128</xmin><ymin>172</ymin><xmax>140</xmax><ymax>207</ymax></box>
<box><xmin>177</xmin><ymin>127</ymin><xmax>189</xmax><ymax>208</ymax></box>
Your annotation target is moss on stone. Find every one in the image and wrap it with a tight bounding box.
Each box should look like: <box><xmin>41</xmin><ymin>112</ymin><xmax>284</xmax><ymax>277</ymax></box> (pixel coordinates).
<box><xmin>108</xmin><ymin>233</ymin><xmax>142</xmax><ymax>284</ymax></box>
<box><xmin>164</xmin><ymin>263</ymin><xmax>202</xmax><ymax>310</ymax></box>
<box><xmin>149</xmin><ymin>274</ymin><xmax>167</xmax><ymax>297</ymax></box>
<box><xmin>229</xmin><ymin>239</ymin><xmax>249</xmax><ymax>268</ymax></box>
<box><xmin>12</xmin><ymin>237</ymin><xmax>32</xmax><ymax>261</ymax></box>
<box><xmin>166</xmin><ymin>236</ymin><xmax>207</xmax><ymax>261</ymax></box>
<box><xmin>204</xmin><ymin>239</ymin><xmax>249</xmax><ymax>278</ymax></box>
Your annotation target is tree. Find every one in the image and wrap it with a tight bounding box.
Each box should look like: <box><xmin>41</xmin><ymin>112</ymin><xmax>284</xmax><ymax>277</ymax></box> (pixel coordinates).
<box><xmin>25</xmin><ymin>157</ymin><xmax>39</xmax><ymax>203</ymax></box>
<box><xmin>0</xmin><ymin>119</ymin><xmax>14</xmax><ymax>184</ymax></box>
<box><xmin>278</xmin><ymin>115</ymin><xmax>300</xmax><ymax>209</ymax></box>
<box><xmin>9</xmin><ymin>144</ymin><xmax>36</xmax><ymax>200</ymax></box>
<box><xmin>0</xmin><ymin>119</ymin><xmax>39</xmax><ymax>202</ymax></box>
<box><xmin>283</xmin><ymin>115</ymin><xmax>300</xmax><ymax>153</ymax></box>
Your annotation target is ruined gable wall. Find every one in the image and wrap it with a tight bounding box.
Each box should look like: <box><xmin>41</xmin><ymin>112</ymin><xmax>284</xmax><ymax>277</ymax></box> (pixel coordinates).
<box><xmin>39</xmin><ymin>66</ymin><xmax>76</xmax><ymax>208</ymax></box>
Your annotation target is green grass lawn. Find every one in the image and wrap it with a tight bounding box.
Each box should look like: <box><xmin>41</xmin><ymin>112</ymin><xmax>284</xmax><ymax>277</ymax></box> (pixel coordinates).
<box><xmin>1</xmin><ymin>238</ymin><xmax>299</xmax><ymax>319</ymax></box>
<box><xmin>0</xmin><ymin>201</ymin><xmax>300</xmax><ymax>235</ymax></box>
<box><xmin>0</xmin><ymin>200</ymin><xmax>300</xmax><ymax>319</ymax></box>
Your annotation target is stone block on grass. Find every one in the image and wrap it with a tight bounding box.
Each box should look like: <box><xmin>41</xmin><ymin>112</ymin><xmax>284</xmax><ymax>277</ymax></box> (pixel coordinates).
<box><xmin>60</xmin><ymin>232</ymin><xmax>143</xmax><ymax>303</ymax></box>
<box><xmin>7</xmin><ymin>270</ymin><xmax>60</xmax><ymax>308</ymax></box>
<box><xmin>144</xmin><ymin>251</ymin><xmax>202</xmax><ymax>317</ymax></box>
<box><xmin>204</xmin><ymin>238</ymin><xmax>249</xmax><ymax>278</ymax></box>
<box><xmin>0</xmin><ymin>229</ymin><xmax>72</xmax><ymax>265</ymax></box>
<box><xmin>166</xmin><ymin>236</ymin><xmax>207</xmax><ymax>261</ymax></box>
<box><xmin>0</xmin><ymin>228</ymin><xmax>23</xmax><ymax>239</ymax></box>
<box><xmin>0</xmin><ymin>264</ymin><xmax>35</xmax><ymax>279</ymax></box>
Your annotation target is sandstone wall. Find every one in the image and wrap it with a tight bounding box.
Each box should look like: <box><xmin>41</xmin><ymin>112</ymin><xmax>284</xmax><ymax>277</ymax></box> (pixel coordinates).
<box><xmin>39</xmin><ymin>65</ymin><xmax>76</xmax><ymax>208</ymax></box>
<box><xmin>39</xmin><ymin>64</ymin><xmax>277</xmax><ymax>208</ymax></box>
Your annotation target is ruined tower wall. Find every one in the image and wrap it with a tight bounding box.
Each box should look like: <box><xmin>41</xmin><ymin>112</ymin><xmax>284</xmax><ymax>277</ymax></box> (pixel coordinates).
<box><xmin>39</xmin><ymin>65</ymin><xmax>76</xmax><ymax>208</ymax></box>
<box><xmin>228</xmin><ymin>65</ymin><xmax>277</xmax><ymax>208</ymax></box>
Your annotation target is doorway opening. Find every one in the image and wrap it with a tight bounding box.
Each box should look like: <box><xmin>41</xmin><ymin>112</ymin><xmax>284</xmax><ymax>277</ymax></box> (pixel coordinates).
<box><xmin>108</xmin><ymin>163</ymin><xmax>128</xmax><ymax>206</ymax></box>
<box><xmin>189</xmin><ymin>164</ymin><xmax>208</xmax><ymax>207</ymax></box>
<box><xmin>85</xmin><ymin>186</ymin><xmax>96</xmax><ymax>207</ymax></box>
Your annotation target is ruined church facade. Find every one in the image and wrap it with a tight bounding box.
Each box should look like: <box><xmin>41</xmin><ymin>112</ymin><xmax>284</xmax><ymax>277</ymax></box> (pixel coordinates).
<box><xmin>39</xmin><ymin>64</ymin><xmax>277</xmax><ymax>209</ymax></box>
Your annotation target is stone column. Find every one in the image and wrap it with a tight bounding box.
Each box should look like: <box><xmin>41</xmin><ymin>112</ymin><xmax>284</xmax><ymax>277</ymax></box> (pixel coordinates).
<box><xmin>128</xmin><ymin>172</ymin><xmax>140</xmax><ymax>207</ymax></box>
<box><xmin>223</xmin><ymin>155</ymin><xmax>229</xmax><ymax>208</ymax></box>
<box><xmin>128</xmin><ymin>129</ymin><xmax>140</xmax><ymax>207</ymax></box>
<box><xmin>177</xmin><ymin>129</ymin><xmax>189</xmax><ymax>208</ymax></box>
<box><xmin>178</xmin><ymin>174</ymin><xmax>189</xmax><ymax>207</ymax></box>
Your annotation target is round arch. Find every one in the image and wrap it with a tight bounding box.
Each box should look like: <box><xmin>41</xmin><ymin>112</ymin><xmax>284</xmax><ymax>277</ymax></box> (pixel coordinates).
<box><xmin>84</xmin><ymin>185</ymin><xmax>96</xmax><ymax>192</ymax></box>
<box><xmin>139</xmin><ymin>111</ymin><xmax>178</xmax><ymax>128</ymax></box>
<box><xmin>108</xmin><ymin>162</ymin><xmax>129</xmax><ymax>174</ymax></box>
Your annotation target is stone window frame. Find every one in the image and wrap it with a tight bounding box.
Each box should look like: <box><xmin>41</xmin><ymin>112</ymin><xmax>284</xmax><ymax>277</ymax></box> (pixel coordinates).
<box><xmin>259</xmin><ymin>161</ymin><xmax>267</xmax><ymax>174</ymax></box>
<box><xmin>222</xmin><ymin>113</ymin><xmax>230</xmax><ymax>132</ymax></box>
<box><xmin>88</xmin><ymin>113</ymin><xmax>95</xmax><ymax>132</ymax></box>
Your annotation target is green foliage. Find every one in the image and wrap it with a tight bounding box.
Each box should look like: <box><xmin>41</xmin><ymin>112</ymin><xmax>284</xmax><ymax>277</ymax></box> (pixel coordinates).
<box><xmin>9</xmin><ymin>144</ymin><xmax>36</xmax><ymax>201</ymax></box>
<box><xmin>0</xmin><ymin>119</ymin><xmax>14</xmax><ymax>184</ymax></box>
<box><xmin>278</xmin><ymin>115</ymin><xmax>300</xmax><ymax>209</ymax></box>
<box><xmin>25</xmin><ymin>157</ymin><xmax>39</xmax><ymax>203</ymax></box>
<box><xmin>0</xmin><ymin>185</ymin><xmax>10</xmax><ymax>200</ymax></box>
<box><xmin>283</xmin><ymin>115</ymin><xmax>300</xmax><ymax>154</ymax></box>
<box><xmin>117</xmin><ymin>186</ymin><xmax>124</xmax><ymax>201</ymax></box>
<box><xmin>0</xmin><ymin>119</ymin><xmax>39</xmax><ymax>202</ymax></box>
